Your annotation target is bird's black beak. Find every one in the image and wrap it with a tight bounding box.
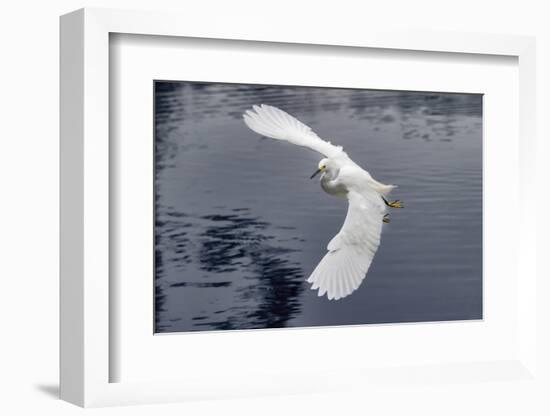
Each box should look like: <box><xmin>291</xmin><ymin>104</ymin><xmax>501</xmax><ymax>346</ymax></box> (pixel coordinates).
<box><xmin>310</xmin><ymin>168</ymin><xmax>322</xmax><ymax>179</ymax></box>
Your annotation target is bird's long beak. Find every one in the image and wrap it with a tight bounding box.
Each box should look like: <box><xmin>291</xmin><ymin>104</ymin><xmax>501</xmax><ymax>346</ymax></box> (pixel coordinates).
<box><xmin>310</xmin><ymin>167</ymin><xmax>323</xmax><ymax>179</ymax></box>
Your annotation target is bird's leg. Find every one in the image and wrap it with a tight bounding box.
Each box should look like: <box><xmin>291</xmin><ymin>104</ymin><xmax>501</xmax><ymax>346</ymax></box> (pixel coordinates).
<box><xmin>383</xmin><ymin>214</ymin><xmax>390</xmax><ymax>224</ymax></box>
<box><xmin>382</xmin><ymin>196</ymin><xmax>404</xmax><ymax>209</ymax></box>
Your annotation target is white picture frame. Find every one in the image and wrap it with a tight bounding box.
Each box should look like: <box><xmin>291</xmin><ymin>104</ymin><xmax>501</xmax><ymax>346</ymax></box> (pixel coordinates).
<box><xmin>60</xmin><ymin>7</ymin><xmax>538</xmax><ymax>407</ymax></box>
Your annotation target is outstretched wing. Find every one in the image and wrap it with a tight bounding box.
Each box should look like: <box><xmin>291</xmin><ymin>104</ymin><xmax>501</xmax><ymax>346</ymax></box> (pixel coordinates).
<box><xmin>307</xmin><ymin>189</ymin><xmax>386</xmax><ymax>300</ymax></box>
<box><xmin>243</xmin><ymin>104</ymin><xmax>343</xmax><ymax>157</ymax></box>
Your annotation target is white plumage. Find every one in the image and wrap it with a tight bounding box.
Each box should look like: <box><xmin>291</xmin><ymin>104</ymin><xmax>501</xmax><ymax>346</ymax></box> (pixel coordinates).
<box><xmin>243</xmin><ymin>104</ymin><xmax>399</xmax><ymax>300</ymax></box>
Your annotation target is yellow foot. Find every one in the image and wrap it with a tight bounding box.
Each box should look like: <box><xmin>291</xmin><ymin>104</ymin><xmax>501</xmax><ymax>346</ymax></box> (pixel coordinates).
<box><xmin>387</xmin><ymin>200</ymin><xmax>403</xmax><ymax>209</ymax></box>
<box><xmin>383</xmin><ymin>214</ymin><xmax>390</xmax><ymax>224</ymax></box>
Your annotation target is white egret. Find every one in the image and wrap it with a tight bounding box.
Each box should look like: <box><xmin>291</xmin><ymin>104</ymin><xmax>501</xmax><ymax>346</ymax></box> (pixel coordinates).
<box><xmin>243</xmin><ymin>104</ymin><xmax>403</xmax><ymax>300</ymax></box>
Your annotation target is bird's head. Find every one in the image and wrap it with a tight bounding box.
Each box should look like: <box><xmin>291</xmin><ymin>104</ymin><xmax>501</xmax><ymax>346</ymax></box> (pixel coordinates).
<box><xmin>310</xmin><ymin>158</ymin><xmax>331</xmax><ymax>179</ymax></box>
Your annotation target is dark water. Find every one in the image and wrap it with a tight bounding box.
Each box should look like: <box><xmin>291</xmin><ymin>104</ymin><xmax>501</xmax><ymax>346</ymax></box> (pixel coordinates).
<box><xmin>154</xmin><ymin>81</ymin><xmax>482</xmax><ymax>333</ymax></box>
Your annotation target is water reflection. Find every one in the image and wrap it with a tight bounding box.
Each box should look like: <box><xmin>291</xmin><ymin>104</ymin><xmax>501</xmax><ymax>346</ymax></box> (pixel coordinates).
<box><xmin>155</xmin><ymin>208</ymin><xmax>304</xmax><ymax>331</ymax></box>
<box><xmin>154</xmin><ymin>81</ymin><xmax>483</xmax><ymax>332</ymax></box>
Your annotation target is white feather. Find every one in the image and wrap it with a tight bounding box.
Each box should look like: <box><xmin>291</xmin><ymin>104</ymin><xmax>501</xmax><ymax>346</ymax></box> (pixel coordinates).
<box><xmin>243</xmin><ymin>105</ymin><xmax>396</xmax><ymax>301</ymax></box>
<box><xmin>243</xmin><ymin>104</ymin><xmax>343</xmax><ymax>157</ymax></box>
<box><xmin>307</xmin><ymin>190</ymin><xmax>385</xmax><ymax>300</ymax></box>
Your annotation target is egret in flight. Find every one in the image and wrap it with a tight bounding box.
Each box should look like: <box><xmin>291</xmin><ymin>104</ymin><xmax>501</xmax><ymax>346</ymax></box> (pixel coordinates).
<box><xmin>243</xmin><ymin>104</ymin><xmax>403</xmax><ymax>300</ymax></box>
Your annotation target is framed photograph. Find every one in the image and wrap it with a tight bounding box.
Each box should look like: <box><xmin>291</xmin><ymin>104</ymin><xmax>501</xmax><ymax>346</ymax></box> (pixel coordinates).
<box><xmin>152</xmin><ymin>81</ymin><xmax>483</xmax><ymax>332</ymax></box>
<box><xmin>60</xmin><ymin>8</ymin><xmax>538</xmax><ymax>407</ymax></box>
